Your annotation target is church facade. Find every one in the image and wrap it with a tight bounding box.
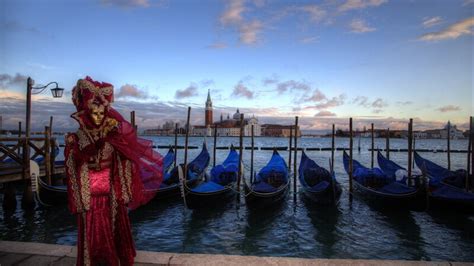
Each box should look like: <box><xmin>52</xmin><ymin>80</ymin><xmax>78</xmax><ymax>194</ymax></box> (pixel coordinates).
<box><xmin>193</xmin><ymin>91</ymin><xmax>261</xmax><ymax>137</ymax></box>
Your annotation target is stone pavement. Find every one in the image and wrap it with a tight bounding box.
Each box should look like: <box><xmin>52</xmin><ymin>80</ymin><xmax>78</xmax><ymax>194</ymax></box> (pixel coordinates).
<box><xmin>0</xmin><ymin>241</ymin><xmax>472</xmax><ymax>266</ymax></box>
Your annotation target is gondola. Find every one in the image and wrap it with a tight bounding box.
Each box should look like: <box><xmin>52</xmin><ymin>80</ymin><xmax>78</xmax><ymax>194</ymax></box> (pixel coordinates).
<box><xmin>155</xmin><ymin>144</ymin><xmax>210</xmax><ymax>199</ymax></box>
<box><xmin>162</xmin><ymin>146</ymin><xmax>175</xmax><ymax>174</ymax></box>
<box><xmin>414</xmin><ymin>151</ymin><xmax>474</xmax><ymax>213</ymax></box>
<box><xmin>183</xmin><ymin>146</ymin><xmax>239</xmax><ymax>209</ymax></box>
<box><xmin>343</xmin><ymin>151</ymin><xmax>423</xmax><ymax>209</ymax></box>
<box><xmin>298</xmin><ymin>151</ymin><xmax>341</xmax><ymax>205</ymax></box>
<box><xmin>244</xmin><ymin>150</ymin><xmax>289</xmax><ymax>209</ymax></box>
<box><xmin>31</xmin><ymin>160</ymin><xmax>68</xmax><ymax>206</ymax></box>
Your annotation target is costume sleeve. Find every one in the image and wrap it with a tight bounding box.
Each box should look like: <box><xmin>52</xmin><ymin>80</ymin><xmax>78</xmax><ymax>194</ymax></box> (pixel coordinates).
<box><xmin>65</xmin><ymin>133</ymin><xmax>84</xmax><ymax>214</ymax></box>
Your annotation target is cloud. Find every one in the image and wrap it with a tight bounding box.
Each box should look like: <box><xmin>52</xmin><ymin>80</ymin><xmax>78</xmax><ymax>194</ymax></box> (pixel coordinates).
<box><xmin>338</xmin><ymin>0</ymin><xmax>388</xmax><ymax>12</ymax></box>
<box><xmin>232</xmin><ymin>82</ymin><xmax>254</xmax><ymax>99</ymax></box>
<box><xmin>300</xmin><ymin>36</ymin><xmax>319</xmax><ymax>44</ymax></box>
<box><xmin>352</xmin><ymin>96</ymin><xmax>388</xmax><ymax>110</ymax></box>
<box><xmin>299</xmin><ymin>5</ymin><xmax>327</xmax><ymax>23</ymax></box>
<box><xmin>349</xmin><ymin>19</ymin><xmax>376</xmax><ymax>33</ymax></box>
<box><xmin>220</xmin><ymin>0</ymin><xmax>245</xmax><ymax>25</ymax></box>
<box><xmin>207</xmin><ymin>42</ymin><xmax>228</xmax><ymax>49</ymax></box>
<box><xmin>301</xmin><ymin>89</ymin><xmax>326</xmax><ymax>102</ymax></box>
<box><xmin>1</xmin><ymin>21</ymin><xmax>40</xmax><ymax>34</ymax></box>
<box><xmin>352</xmin><ymin>96</ymin><xmax>369</xmax><ymax>106</ymax></box>
<box><xmin>0</xmin><ymin>73</ymin><xmax>28</xmax><ymax>89</ymax></box>
<box><xmin>419</xmin><ymin>17</ymin><xmax>474</xmax><ymax>41</ymax></box>
<box><xmin>371</xmin><ymin>98</ymin><xmax>388</xmax><ymax>108</ymax></box>
<box><xmin>422</xmin><ymin>16</ymin><xmax>442</xmax><ymax>28</ymax></box>
<box><xmin>315</xmin><ymin>111</ymin><xmax>336</xmax><ymax>117</ymax></box>
<box><xmin>276</xmin><ymin>80</ymin><xmax>311</xmax><ymax>94</ymax></box>
<box><xmin>464</xmin><ymin>0</ymin><xmax>474</xmax><ymax>6</ymax></box>
<box><xmin>437</xmin><ymin>105</ymin><xmax>461</xmax><ymax>112</ymax></box>
<box><xmin>396</xmin><ymin>101</ymin><xmax>413</xmax><ymax>106</ymax></box>
<box><xmin>116</xmin><ymin>84</ymin><xmax>148</xmax><ymax>99</ymax></box>
<box><xmin>200</xmin><ymin>79</ymin><xmax>215</xmax><ymax>87</ymax></box>
<box><xmin>100</xmin><ymin>0</ymin><xmax>163</xmax><ymax>8</ymax></box>
<box><xmin>175</xmin><ymin>84</ymin><xmax>199</xmax><ymax>99</ymax></box>
<box><xmin>304</xmin><ymin>94</ymin><xmax>346</xmax><ymax>110</ymax></box>
<box><xmin>218</xmin><ymin>0</ymin><xmax>264</xmax><ymax>45</ymax></box>
<box><xmin>262</xmin><ymin>76</ymin><xmax>279</xmax><ymax>86</ymax></box>
<box><xmin>239</xmin><ymin>20</ymin><xmax>263</xmax><ymax>45</ymax></box>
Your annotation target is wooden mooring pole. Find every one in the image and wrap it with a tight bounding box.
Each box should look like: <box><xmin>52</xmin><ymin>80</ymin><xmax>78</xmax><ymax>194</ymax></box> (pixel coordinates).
<box><xmin>237</xmin><ymin>114</ymin><xmax>244</xmax><ymax>192</ymax></box>
<box><xmin>447</xmin><ymin>121</ymin><xmax>451</xmax><ymax>171</ymax></box>
<box><xmin>174</xmin><ymin>123</ymin><xmax>178</xmax><ymax>167</ymax></box>
<box><xmin>371</xmin><ymin>123</ymin><xmax>374</xmax><ymax>168</ymax></box>
<box><xmin>288</xmin><ymin>126</ymin><xmax>293</xmax><ymax>173</ymax></box>
<box><xmin>293</xmin><ymin>116</ymin><xmax>299</xmax><ymax>196</ymax></box>
<box><xmin>408</xmin><ymin>119</ymin><xmax>413</xmax><ymax>181</ymax></box>
<box><xmin>468</xmin><ymin>116</ymin><xmax>473</xmax><ymax>191</ymax></box>
<box><xmin>213</xmin><ymin>124</ymin><xmax>217</xmax><ymax>167</ymax></box>
<box><xmin>331</xmin><ymin>124</ymin><xmax>335</xmax><ymax>174</ymax></box>
<box><xmin>349</xmin><ymin>118</ymin><xmax>353</xmax><ymax>193</ymax></box>
<box><xmin>183</xmin><ymin>107</ymin><xmax>191</xmax><ymax>181</ymax></box>
<box><xmin>386</xmin><ymin>128</ymin><xmax>390</xmax><ymax>160</ymax></box>
<box><xmin>45</xmin><ymin>126</ymin><xmax>51</xmax><ymax>185</ymax></box>
<box><xmin>251</xmin><ymin>125</ymin><xmax>255</xmax><ymax>184</ymax></box>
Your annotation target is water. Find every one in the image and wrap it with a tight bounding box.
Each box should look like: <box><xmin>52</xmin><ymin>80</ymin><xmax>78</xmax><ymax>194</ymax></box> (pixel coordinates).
<box><xmin>1</xmin><ymin>136</ymin><xmax>473</xmax><ymax>261</ymax></box>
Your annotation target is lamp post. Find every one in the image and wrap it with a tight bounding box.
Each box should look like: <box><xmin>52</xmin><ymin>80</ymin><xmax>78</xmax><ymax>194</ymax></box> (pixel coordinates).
<box><xmin>21</xmin><ymin>77</ymin><xmax>63</xmax><ymax>209</ymax></box>
<box><xmin>26</xmin><ymin>77</ymin><xmax>64</xmax><ymax>137</ymax></box>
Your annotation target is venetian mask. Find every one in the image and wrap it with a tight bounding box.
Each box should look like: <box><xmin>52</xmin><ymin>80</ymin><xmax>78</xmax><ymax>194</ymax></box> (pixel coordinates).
<box><xmin>90</xmin><ymin>104</ymin><xmax>105</xmax><ymax>126</ymax></box>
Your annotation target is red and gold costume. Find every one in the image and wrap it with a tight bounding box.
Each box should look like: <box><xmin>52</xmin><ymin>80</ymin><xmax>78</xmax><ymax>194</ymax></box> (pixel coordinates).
<box><xmin>65</xmin><ymin>77</ymin><xmax>163</xmax><ymax>266</ymax></box>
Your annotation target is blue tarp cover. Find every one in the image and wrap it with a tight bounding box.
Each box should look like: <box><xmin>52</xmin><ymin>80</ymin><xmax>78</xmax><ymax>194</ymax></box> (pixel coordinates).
<box><xmin>431</xmin><ymin>185</ymin><xmax>474</xmax><ymax>201</ymax></box>
<box><xmin>191</xmin><ymin>181</ymin><xmax>224</xmax><ymax>193</ymax></box>
<box><xmin>251</xmin><ymin>151</ymin><xmax>288</xmax><ymax>191</ymax></box>
<box><xmin>252</xmin><ymin>181</ymin><xmax>278</xmax><ymax>193</ymax></box>
<box><xmin>379</xmin><ymin>182</ymin><xmax>416</xmax><ymax>194</ymax></box>
<box><xmin>210</xmin><ymin>149</ymin><xmax>239</xmax><ymax>185</ymax></box>
<box><xmin>311</xmin><ymin>180</ymin><xmax>330</xmax><ymax>192</ymax></box>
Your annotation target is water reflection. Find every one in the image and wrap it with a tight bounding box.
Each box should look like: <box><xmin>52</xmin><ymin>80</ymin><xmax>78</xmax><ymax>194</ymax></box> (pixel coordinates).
<box><xmin>242</xmin><ymin>202</ymin><xmax>286</xmax><ymax>255</ymax></box>
<box><xmin>301</xmin><ymin>196</ymin><xmax>341</xmax><ymax>258</ymax></box>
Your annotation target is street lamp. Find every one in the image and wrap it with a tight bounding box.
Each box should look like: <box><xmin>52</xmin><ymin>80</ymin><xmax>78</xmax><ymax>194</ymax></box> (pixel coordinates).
<box><xmin>26</xmin><ymin>77</ymin><xmax>64</xmax><ymax>138</ymax></box>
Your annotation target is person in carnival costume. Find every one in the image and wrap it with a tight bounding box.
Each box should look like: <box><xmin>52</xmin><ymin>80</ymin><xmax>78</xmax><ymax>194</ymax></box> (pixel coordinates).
<box><xmin>65</xmin><ymin>76</ymin><xmax>163</xmax><ymax>265</ymax></box>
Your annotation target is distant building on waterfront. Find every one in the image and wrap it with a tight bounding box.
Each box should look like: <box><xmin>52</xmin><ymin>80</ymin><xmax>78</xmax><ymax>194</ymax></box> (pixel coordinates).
<box><xmin>192</xmin><ymin>91</ymin><xmax>262</xmax><ymax>137</ymax></box>
<box><xmin>261</xmin><ymin>124</ymin><xmax>301</xmax><ymax>137</ymax></box>
<box><xmin>193</xmin><ymin>109</ymin><xmax>262</xmax><ymax>137</ymax></box>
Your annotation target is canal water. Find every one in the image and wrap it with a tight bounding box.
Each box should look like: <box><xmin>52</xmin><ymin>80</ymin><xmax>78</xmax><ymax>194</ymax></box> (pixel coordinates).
<box><xmin>1</xmin><ymin>136</ymin><xmax>473</xmax><ymax>261</ymax></box>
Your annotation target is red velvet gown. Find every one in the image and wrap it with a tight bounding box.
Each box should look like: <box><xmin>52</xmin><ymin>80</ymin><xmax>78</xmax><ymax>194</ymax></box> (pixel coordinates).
<box><xmin>65</xmin><ymin>115</ymin><xmax>162</xmax><ymax>266</ymax></box>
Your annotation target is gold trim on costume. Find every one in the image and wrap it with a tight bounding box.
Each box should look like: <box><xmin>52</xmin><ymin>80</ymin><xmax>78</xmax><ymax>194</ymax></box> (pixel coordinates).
<box><xmin>66</xmin><ymin>146</ymin><xmax>84</xmax><ymax>212</ymax></box>
<box><xmin>125</xmin><ymin>160</ymin><xmax>133</xmax><ymax>202</ymax></box>
<box><xmin>80</xmin><ymin>164</ymin><xmax>91</xmax><ymax>210</ymax></box>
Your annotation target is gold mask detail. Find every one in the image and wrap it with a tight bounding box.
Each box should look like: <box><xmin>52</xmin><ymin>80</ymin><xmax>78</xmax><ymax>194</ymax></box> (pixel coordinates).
<box><xmin>90</xmin><ymin>105</ymin><xmax>105</xmax><ymax>126</ymax></box>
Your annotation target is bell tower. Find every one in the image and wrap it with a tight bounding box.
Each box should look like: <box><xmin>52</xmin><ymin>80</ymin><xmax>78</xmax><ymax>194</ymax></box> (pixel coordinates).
<box><xmin>205</xmin><ymin>89</ymin><xmax>213</xmax><ymax>127</ymax></box>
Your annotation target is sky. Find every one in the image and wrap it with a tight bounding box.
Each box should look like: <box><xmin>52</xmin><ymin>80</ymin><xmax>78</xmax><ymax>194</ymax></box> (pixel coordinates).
<box><xmin>0</xmin><ymin>0</ymin><xmax>472</xmax><ymax>132</ymax></box>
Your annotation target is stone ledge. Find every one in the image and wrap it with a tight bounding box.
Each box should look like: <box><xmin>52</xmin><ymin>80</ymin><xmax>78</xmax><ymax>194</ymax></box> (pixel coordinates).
<box><xmin>0</xmin><ymin>241</ymin><xmax>470</xmax><ymax>266</ymax></box>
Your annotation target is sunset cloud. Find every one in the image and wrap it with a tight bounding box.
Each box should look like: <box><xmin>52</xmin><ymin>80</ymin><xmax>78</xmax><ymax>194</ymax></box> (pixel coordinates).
<box><xmin>276</xmin><ymin>80</ymin><xmax>311</xmax><ymax>94</ymax></box>
<box><xmin>175</xmin><ymin>84</ymin><xmax>199</xmax><ymax>99</ymax></box>
<box><xmin>422</xmin><ymin>16</ymin><xmax>442</xmax><ymax>28</ymax></box>
<box><xmin>349</xmin><ymin>19</ymin><xmax>376</xmax><ymax>33</ymax></box>
<box><xmin>299</xmin><ymin>5</ymin><xmax>327</xmax><ymax>23</ymax></box>
<box><xmin>100</xmin><ymin>0</ymin><xmax>163</xmax><ymax>8</ymax></box>
<box><xmin>239</xmin><ymin>20</ymin><xmax>263</xmax><ymax>45</ymax></box>
<box><xmin>436</xmin><ymin>105</ymin><xmax>461</xmax><ymax>112</ymax></box>
<box><xmin>315</xmin><ymin>110</ymin><xmax>336</xmax><ymax>117</ymax></box>
<box><xmin>0</xmin><ymin>73</ymin><xmax>28</xmax><ymax>89</ymax></box>
<box><xmin>232</xmin><ymin>82</ymin><xmax>254</xmax><ymax>99</ymax></box>
<box><xmin>338</xmin><ymin>0</ymin><xmax>387</xmax><ymax>12</ymax></box>
<box><xmin>220</xmin><ymin>0</ymin><xmax>245</xmax><ymax>25</ymax></box>
<box><xmin>419</xmin><ymin>17</ymin><xmax>474</xmax><ymax>41</ymax></box>
<box><xmin>116</xmin><ymin>84</ymin><xmax>148</xmax><ymax>99</ymax></box>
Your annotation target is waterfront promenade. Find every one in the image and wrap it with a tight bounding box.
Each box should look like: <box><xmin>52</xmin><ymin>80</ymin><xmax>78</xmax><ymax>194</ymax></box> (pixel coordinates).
<box><xmin>0</xmin><ymin>241</ymin><xmax>471</xmax><ymax>265</ymax></box>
